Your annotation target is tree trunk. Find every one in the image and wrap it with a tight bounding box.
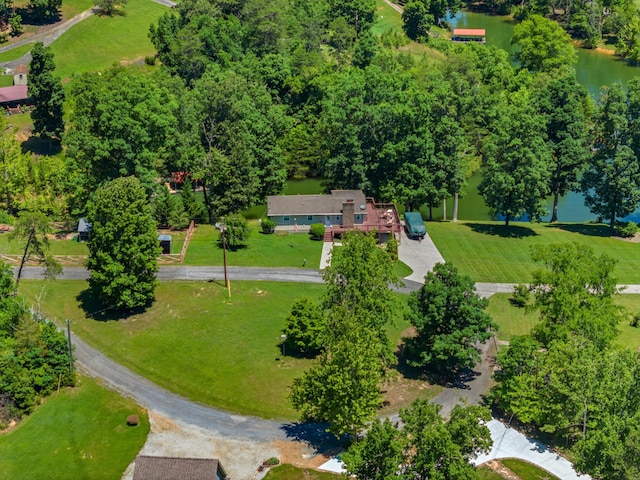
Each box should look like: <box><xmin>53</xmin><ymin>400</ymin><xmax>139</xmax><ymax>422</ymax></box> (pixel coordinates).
<box><xmin>453</xmin><ymin>192</ymin><xmax>459</xmax><ymax>222</ymax></box>
<box><xmin>200</xmin><ymin>180</ymin><xmax>214</xmax><ymax>225</ymax></box>
<box><xmin>15</xmin><ymin>228</ymin><xmax>35</xmax><ymax>292</ymax></box>
<box><xmin>505</xmin><ymin>214</ymin><xmax>510</xmax><ymax>227</ymax></box>
<box><xmin>610</xmin><ymin>213</ymin><xmax>616</xmax><ymax>232</ymax></box>
<box><xmin>442</xmin><ymin>199</ymin><xmax>447</xmax><ymax>221</ymax></box>
<box><xmin>429</xmin><ymin>205</ymin><xmax>433</xmax><ymax>221</ymax></box>
<box><xmin>551</xmin><ymin>190</ymin><xmax>560</xmax><ymax>223</ymax></box>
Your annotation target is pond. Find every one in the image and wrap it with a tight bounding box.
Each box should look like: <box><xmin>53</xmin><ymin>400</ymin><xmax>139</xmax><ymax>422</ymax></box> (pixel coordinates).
<box><xmin>440</xmin><ymin>10</ymin><xmax>640</xmax><ymax>223</ymax></box>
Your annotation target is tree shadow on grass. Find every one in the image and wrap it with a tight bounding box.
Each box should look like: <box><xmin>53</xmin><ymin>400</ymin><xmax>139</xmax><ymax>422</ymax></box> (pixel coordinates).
<box><xmin>21</xmin><ymin>136</ymin><xmax>62</xmax><ymax>156</ymax></box>
<box><xmin>76</xmin><ymin>288</ymin><xmax>150</xmax><ymax>322</ymax></box>
<box><xmin>547</xmin><ymin>223</ymin><xmax>613</xmax><ymax>238</ymax></box>
<box><xmin>465</xmin><ymin>223</ymin><xmax>539</xmax><ymax>239</ymax></box>
<box><xmin>281</xmin><ymin>421</ymin><xmax>347</xmax><ymax>454</ymax></box>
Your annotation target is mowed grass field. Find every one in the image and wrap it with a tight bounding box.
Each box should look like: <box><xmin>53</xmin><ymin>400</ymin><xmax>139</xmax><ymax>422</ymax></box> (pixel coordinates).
<box><xmin>50</xmin><ymin>0</ymin><xmax>167</xmax><ymax>79</ymax></box>
<box><xmin>428</xmin><ymin>221</ymin><xmax>640</xmax><ymax>283</ymax></box>
<box><xmin>487</xmin><ymin>292</ymin><xmax>640</xmax><ymax>349</ymax></box>
<box><xmin>184</xmin><ymin>224</ymin><xmax>323</xmax><ymax>268</ymax></box>
<box><xmin>372</xmin><ymin>0</ymin><xmax>403</xmax><ymax>35</ymax></box>
<box><xmin>0</xmin><ymin>376</ymin><xmax>148</xmax><ymax>480</ymax></box>
<box><xmin>18</xmin><ymin>280</ymin><xmax>426</xmax><ymax>419</ymax></box>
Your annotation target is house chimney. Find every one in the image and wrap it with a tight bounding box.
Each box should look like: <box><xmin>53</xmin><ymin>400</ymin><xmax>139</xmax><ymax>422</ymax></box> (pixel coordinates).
<box><xmin>342</xmin><ymin>200</ymin><xmax>355</xmax><ymax>228</ymax></box>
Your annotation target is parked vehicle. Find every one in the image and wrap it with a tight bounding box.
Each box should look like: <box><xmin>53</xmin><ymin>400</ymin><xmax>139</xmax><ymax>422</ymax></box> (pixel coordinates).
<box><xmin>404</xmin><ymin>211</ymin><xmax>426</xmax><ymax>239</ymax></box>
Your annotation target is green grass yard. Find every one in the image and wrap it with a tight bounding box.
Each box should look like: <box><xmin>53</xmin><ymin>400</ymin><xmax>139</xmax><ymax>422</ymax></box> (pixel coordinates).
<box><xmin>372</xmin><ymin>0</ymin><xmax>403</xmax><ymax>35</ymax></box>
<box><xmin>0</xmin><ymin>231</ymin><xmax>89</xmax><ymax>255</ymax></box>
<box><xmin>184</xmin><ymin>224</ymin><xmax>323</xmax><ymax>268</ymax></box>
<box><xmin>428</xmin><ymin>221</ymin><xmax>640</xmax><ymax>283</ymax></box>
<box><xmin>0</xmin><ymin>376</ymin><xmax>148</xmax><ymax>480</ymax></box>
<box><xmin>487</xmin><ymin>292</ymin><xmax>640</xmax><ymax>350</ymax></box>
<box><xmin>500</xmin><ymin>459</ymin><xmax>560</xmax><ymax>480</ymax></box>
<box><xmin>50</xmin><ymin>0</ymin><xmax>167</xmax><ymax>79</ymax></box>
<box><xmin>18</xmin><ymin>280</ymin><xmax>431</xmax><ymax>419</ymax></box>
<box><xmin>263</xmin><ymin>465</ymin><xmax>341</xmax><ymax>480</ymax></box>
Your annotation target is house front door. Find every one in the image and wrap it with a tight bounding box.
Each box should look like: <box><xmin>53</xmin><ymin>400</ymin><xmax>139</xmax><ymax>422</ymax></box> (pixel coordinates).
<box><xmin>324</xmin><ymin>215</ymin><xmax>332</xmax><ymax>227</ymax></box>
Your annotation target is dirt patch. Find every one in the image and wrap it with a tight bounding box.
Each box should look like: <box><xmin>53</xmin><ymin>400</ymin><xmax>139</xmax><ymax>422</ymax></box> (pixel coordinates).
<box><xmin>614</xmin><ymin>231</ymin><xmax>640</xmax><ymax>243</ymax></box>
<box><xmin>484</xmin><ymin>459</ymin><xmax>521</xmax><ymax>479</ymax></box>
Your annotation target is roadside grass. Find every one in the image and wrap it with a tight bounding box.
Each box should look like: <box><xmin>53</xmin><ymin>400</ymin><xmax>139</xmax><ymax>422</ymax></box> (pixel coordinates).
<box><xmin>0</xmin><ymin>375</ymin><xmax>149</xmax><ymax>480</ymax></box>
<box><xmin>487</xmin><ymin>293</ymin><xmax>640</xmax><ymax>350</ymax></box>
<box><xmin>184</xmin><ymin>224</ymin><xmax>323</xmax><ymax>268</ymax></box>
<box><xmin>263</xmin><ymin>465</ymin><xmax>341</xmax><ymax>479</ymax></box>
<box><xmin>19</xmin><ymin>280</ymin><xmax>431</xmax><ymax>419</ymax></box>
<box><xmin>372</xmin><ymin>0</ymin><xmax>403</xmax><ymax>35</ymax></box>
<box><xmin>58</xmin><ymin>0</ymin><xmax>94</xmax><ymax>19</ymax></box>
<box><xmin>49</xmin><ymin>0</ymin><xmax>167</xmax><ymax>79</ymax></box>
<box><xmin>0</xmin><ymin>43</ymin><xmax>33</xmax><ymax>62</ymax></box>
<box><xmin>500</xmin><ymin>459</ymin><xmax>561</xmax><ymax>480</ymax></box>
<box><xmin>428</xmin><ymin>221</ymin><xmax>640</xmax><ymax>283</ymax></box>
<box><xmin>394</xmin><ymin>260</ymin><xmax>413</xmax><ymax>278</ymax></box>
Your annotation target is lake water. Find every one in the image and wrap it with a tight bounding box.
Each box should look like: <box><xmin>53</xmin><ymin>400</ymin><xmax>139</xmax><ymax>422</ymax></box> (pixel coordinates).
<box><xmin>439</xmin><ymin>11</ymin><xmax>640</xmax><ymax>222</ymax></box>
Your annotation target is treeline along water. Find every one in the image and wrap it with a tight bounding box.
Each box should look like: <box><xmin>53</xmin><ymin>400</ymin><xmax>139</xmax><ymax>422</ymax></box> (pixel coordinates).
<box><xmin>439</xmin><ymin>10</ymin><xmax>640</xmax><ymax>223</ymax></box>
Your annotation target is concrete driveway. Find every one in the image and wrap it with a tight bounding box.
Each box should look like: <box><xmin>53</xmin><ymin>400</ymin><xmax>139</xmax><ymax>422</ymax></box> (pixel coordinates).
<box><xmin>474</xmin><ymin>419</ymin><xmax>591</xmax><ymax>479</ymax></box>
<box><xmin>398</xmin><ymin>230</ymin><xmax>445</xmax><ymax>283</ymax></box>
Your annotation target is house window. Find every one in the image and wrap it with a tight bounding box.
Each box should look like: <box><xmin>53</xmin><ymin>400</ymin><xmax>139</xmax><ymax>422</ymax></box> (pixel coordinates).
<box><xmin>355</xmin><ymin>214</ymin><xmax>361</xmax><ymax>221</ymax></box>
<box><xmin>336</xmin><ymin>215</ymin><xmax>340</xmax><ymax>220</ymax></box>
<box><xmin>283</xmin><ymin>216</ymin><xmax>290</xmax><ymax>221</ymax></box>
<box><xmin>307</xmin><ymin>215</ymin><xmax>313</xmax><ymax>221</ymax></box>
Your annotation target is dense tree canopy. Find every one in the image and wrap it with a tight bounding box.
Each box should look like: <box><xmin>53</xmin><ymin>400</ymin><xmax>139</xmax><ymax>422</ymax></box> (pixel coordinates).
<box><xmin>86</xmin><ymin>177</ymin><xmax>160</xmax><ymax>310</ymax></box>
<box><xmin>511</xmin><ymin>15</ymin><xmax>577</xmax><ymax>72</ymax></box>
<box><xmin>29</xmin><ymin>42</ymin><xmax>65</xmax><ymax>143</ymax></box>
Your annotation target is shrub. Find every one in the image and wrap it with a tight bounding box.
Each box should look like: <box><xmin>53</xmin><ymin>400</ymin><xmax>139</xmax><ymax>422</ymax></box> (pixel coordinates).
<box><xmin>283</xmin><ymin>297</ymin><xmax>325</xmax><ymax>356</ymax></box>
<box><xmin>218</xmin><ymin>214</ymin><xmax>249</xmax><ymax>248</ymax></box>
<box><xmin>631</xmin><ymin>313</ymin><xmax>640</xmax><ymax>328</ymax></box>
<box><xmin>9</xmin><ymin>15</ymin><xmax>22</xmax><ymax>37</ymax></box>
<box><xmin>510</xmin><ymin>284</ymin><xmax>530</xmax><ymax>308</ymax></box>
<box><xmin>309</xmin><ymin>223</ymin><xmax>325</xmax><ymax>239</ymax></box>
<box><xmin>0</xmin><ymin>211</ymin><xmax>14</xmax><ymax>225</ymax></box>
<box><xmin>616</xmin><ymin>221</ymin><xmax>638</xmax><ymax>238</ymax></box>
<box><xmin>261</xmin><ymin>217</ymin><xmax>276</xmax><ymax>234</ymax></box>
<box><xmin>386</xmin><ymin>236</ymin><xmax>399</xmax><ymax>262</ymax></box>
<box><xmin>144</xmin><ymin>55</ymin><xmax>156</xmax><ymax>66</ymax></box>
<box><xmin>266</xmin><ymin>457</ymin><xmax>280</xmax><ymax>466</ymax></box>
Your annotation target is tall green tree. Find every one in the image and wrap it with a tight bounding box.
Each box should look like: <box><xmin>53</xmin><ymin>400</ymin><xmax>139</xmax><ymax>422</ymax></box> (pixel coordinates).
<box><xmin>179</xmin><ymin>67</ymin><xmax>285</xmax><ymax>223</ymax></box>
<box><xmin>479</xmin><ymin>90</ymin><xmax>552</xmax><ymax>225</ymax></box>
<box><xmin>511</xmin><ymin>15</ymin><xmax>577</xmax><ymax>72</ymax></box>
<box><xmin>581</xmin><ymin>83</ymin><xmax>640</xmax><ymax>230</ymax></box>
<box><xmin>86</xmin><ymin>177</ymin><xmax>160</xmax><ymax>310</ymax></box>
<box><xmin>64</xmin><ymin>67</ymin><xmax>179</xmax><ymax>205</ymax></box>
<box><xmin>405</xmin><ymin>262</ymin><xmax>496</xmax><ymax>375</ymax></box>
<box><xmin>402</xmin><ymin>0</ymin><xmax>434</xmax><ymax>41</ymax></box>
<box><xmin>528</xmin><ymin>243</ymin><xmax>622</xmax><ymax>349</ymax></box>
<box><xmin>532</xmin><ymin>69</ymin><xmax>591</xmax><ymax>222</ymax></box>
<box><xmin>290</xmin><ymin>312</ymin><xmax>387</xmax><ymax>437</ymax></box>
<box><xmin>28</xmin><ymin>42</ymin><xmax>64</xmax><ymax>143</ymax></box>
<box><xmin>322</xmin><ymin>231</ymin><xmax>399</xmax><ymax>361</ymax></box>
<box><xmin>344</xmin><ymin>400</ymin><xmax>492</xmax><ymax>480</ymax></box>
<box><xmin>327</xmin><ymin>0</ymin><xmax>375</xmax><ymax>37</ymax></box>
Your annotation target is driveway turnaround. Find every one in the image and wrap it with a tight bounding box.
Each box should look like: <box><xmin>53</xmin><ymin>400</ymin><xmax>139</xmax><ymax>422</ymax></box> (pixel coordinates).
<box><xmin>473</xmin><ymin>419</ymin><xmax>591</xmax><ymax>479</ymax></box>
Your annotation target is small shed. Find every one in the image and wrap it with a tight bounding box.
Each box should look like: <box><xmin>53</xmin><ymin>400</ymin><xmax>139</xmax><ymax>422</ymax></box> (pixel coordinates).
<box><xmin>132</xmin><ymin>456</ymin><xmax>228</xmax><ymax>480</ymax></box>
<box><xmin>77</xmin><ymin>218</ymin><xmax>91</xmax><ymax>242</ymax></box>
<box><xmin>13</xmin><ymin>65</ymin><xmax>27</xmax><ymax>86</ymax></box>
<box><xmin>158</xmin><ymin>234</ymin><xmax>172</xmax><ymax>254</ymax></box>
<box><xmin>452</xmin><ymin>28</ymin><xmax>486</xmax><ymax>43</ymax></box>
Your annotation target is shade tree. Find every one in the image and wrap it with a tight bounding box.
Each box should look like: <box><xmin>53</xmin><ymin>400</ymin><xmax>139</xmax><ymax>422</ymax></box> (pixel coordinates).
<box><xmin>405</xmin><ymin>262</ymin><xmax>496</xmax><ymax>376</ymax></box>
<box><xmin>86</xmin><ymin>177</ymin><xmax>160</xmax><ymax>310</ymax></box>
<box><xmin>29</xmin><ymin>42</ymin><xmax>64</xmax><ymax>144</ymax></box>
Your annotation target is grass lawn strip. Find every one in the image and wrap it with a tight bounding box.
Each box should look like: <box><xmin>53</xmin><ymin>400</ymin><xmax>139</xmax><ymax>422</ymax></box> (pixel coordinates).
<box><xmin>487</xmin><ymin>293</ymin><xmax>640</xmax><ymax>350</ymax></box>
<box><xmin>50</xmin><ymin>0</ymin><xmax>167</xmax><ymax>80</ymax></box>
<box><xmin>428</xmin><ymin>221</ymin><xmax>640</xmax><ymax>283</ymax></box>
<box><xmin>500</xmin><ymin>459</ymin><xmax>561</xmax><ymax>480</ymax></box>
<box><xmin>185</xmin><ymin>224</ymin><xmax>323</xmax><ymax>268</ymax></box>
<box><xmin>0</xmin><ymin>375</ymin><xmax>148</xmax><ymax>480</ymax></box>
<box><xmin>19</xmin><ymin>280</ymin><xmax>434</xmax><ymax>420</ymax></box>
<box><xmin>263</xmin><ymin>464</ymin><xmax>341</xmax><ymax>479</ymax></box>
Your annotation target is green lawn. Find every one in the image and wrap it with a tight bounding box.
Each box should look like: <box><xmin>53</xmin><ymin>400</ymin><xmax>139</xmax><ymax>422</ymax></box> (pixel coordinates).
<box><xmin>0</xmin><ymin>376</ymin><xmax>148</xmax><ymax>480</ymax></box>
<box><xmin>0</xmin><ymin>231</ymin><xmax>89</xmax><ymax>255</ymax></box>
<box><xmin>0</xmin><ymin>43</ymin><xmax>33</xmax><ymax>63</ymax></box>
<box><xmin>263</xmin><ymin>465</ymin><xmax>341</xmax><ymax>479</ymax></box>
<box><xmin>372</xmin><ymin>0</ymin><xmax>403</xmax><ymax>35</ymax></box>
<box><xmin>0</xmin><ymin>75</ymin><xmax>14</xmax><ymax>87</ymax></box>
<box><xmin>477</xmin><ymin>466</ymin><xmax>505</xmax><ymax>480</ymax></box>
<box><xmin>487</xmin><ymin>293</ymin><xmax>640</xmax><ymax>350</ymax></box>
<box><xmin>50</xmin><ymin>0</ymin><xmax>167</xmax><ymax>79</ymax></box>
<box><xmin>18</xmin><ymin>280</ymin><xmax>422</xmax><ymax>419</ymax></box>
<box><xmin>500</xmin><ymin>459</ymin><xmax>560</xmax><ymax>480</ymax></box>
<box><xmin>428</xmin><ymin>221</ymin><xmax>640</xmax><ymax>283</ymax></box>
<box><xmin>184</xmin><ymin>224</ymin><xmax>323</xmax><ymax>268</ymax></box>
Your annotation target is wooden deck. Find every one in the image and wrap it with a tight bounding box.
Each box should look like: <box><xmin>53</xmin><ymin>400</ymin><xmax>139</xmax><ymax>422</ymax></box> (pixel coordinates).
<box><xmin>324</xmin><ymin>198</ymin><xmax>401</xmax><ymax>243</ymax></box>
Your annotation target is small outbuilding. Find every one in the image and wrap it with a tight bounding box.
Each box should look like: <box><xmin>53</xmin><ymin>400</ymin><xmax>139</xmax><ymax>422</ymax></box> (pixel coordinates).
<box><xmin>13</xmin><ymin>65</ymin><xmax>28</xmax><ymax>86</ymax></box>
<box><xmin>158</xmin><ymin>234</ymin><xmax>172</xmax><ymax>254</ymax></box>
<box><xmin>77</xmin><ymin>218</ymin><xmax>91</xmax><ymax>242</ymax></box>
<box><xmin>132</xmin><ymin>455</ymin><xmax>228</xmax><ymax>480</ymax></box>
<box><xmin>452</xmin><ymin>28</ymin><xmax>486</xmax><ymax>43</ymax></box>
